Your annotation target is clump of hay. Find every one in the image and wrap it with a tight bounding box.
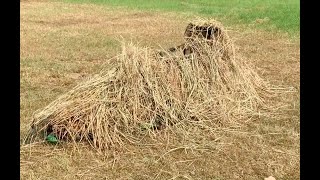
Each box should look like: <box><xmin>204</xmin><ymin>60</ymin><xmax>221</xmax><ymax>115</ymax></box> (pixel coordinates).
<box><xmin>24</xmin><ymin>19</ymin><xmax>272</xmax><ymax>150</ymax></box>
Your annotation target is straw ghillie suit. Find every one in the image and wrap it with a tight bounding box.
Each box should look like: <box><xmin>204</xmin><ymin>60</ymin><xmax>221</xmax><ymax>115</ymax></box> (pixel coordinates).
<box><xmin>24</xmin><ymin>19</ymin><xmax>271</xmax><ymax>151</ymax></box>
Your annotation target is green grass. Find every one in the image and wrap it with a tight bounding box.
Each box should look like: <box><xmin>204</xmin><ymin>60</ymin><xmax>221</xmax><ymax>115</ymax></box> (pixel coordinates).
<box><xmin>64</xmin><ymin>0</ymin><xmax>300</xmax><ymax>37</ymax></box>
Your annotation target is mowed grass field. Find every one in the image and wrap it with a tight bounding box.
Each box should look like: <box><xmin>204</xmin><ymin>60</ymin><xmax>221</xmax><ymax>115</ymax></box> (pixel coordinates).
<box><xmin>65</xmin><ymin>0</ymin><xmax>300</xmax><ymax>38</ymax></box>
<box><xmin>20</xmin><ymin>0</ymin><xmax>300</xmax><ymax>179</ymax></box>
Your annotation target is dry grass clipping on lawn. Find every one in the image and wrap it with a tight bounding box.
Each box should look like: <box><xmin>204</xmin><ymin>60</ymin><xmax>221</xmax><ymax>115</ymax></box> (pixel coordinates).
<box><xmin>24</xmin><ymin>19</ymin><xmax>275</xmax><ymax>151</ymax></box>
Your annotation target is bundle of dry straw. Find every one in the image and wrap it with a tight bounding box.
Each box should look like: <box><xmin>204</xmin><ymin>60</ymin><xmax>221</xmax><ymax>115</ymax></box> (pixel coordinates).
<box><xmin>24</xmin><ymin>19</ymin><xmax>272</xmax><ymax>150</ymax></box>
